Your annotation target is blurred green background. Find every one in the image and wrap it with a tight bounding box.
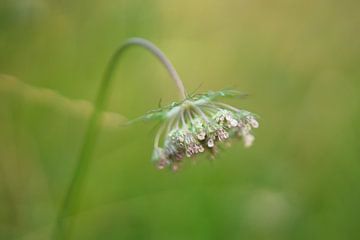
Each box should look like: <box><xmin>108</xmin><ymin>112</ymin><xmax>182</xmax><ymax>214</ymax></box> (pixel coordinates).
<box><xmin>1</xmin><ymin>0</ymin><xmax>360</xmax><ymax>239</ymax></box>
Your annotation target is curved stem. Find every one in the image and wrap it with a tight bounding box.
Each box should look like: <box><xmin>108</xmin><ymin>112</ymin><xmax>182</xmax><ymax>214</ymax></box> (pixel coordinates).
<box><xmin>53</xmin><ymin>38</ymin><xmax>187</xmax><ymax>240</ymax></box>
<box><xmin>128</xmin><ymin>38</ymin><xmax>187</xmax><ymax>99</ymax></box>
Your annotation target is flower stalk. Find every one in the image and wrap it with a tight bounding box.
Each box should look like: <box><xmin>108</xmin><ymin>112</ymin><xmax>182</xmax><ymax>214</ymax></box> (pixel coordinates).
<box><xmin>53</xmin><ymin>38</ymin><xmax>188</xmax><ymax>240</ymax></box>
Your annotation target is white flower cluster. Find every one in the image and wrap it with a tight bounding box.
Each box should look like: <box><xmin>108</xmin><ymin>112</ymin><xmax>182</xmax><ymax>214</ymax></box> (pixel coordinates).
<box><xmin>152</xmin><ymin>101</ymin><xmax>259</xmax><ymax>171</ymax></box>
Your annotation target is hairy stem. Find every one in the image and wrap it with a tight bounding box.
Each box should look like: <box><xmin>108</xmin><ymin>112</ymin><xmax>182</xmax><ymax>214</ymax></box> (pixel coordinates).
<box><xmin>53</xmin><ymin>37</ymin><xmax>187</xmax><ymax>240</ymax></box>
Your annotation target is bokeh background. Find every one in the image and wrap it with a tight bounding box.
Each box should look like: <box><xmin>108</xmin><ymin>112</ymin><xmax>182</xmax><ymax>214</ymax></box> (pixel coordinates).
<box><xmin>1</xmin><ymin>0</ymin><xmax>360</xmax><ymax>239</ymax></box>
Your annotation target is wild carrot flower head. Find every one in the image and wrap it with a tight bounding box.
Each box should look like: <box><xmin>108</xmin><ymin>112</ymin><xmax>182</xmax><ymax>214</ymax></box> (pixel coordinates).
<box><xmin>134</xmin><ymin>89</ymin><xmax>259</xmax><ymax>171</ymax></box>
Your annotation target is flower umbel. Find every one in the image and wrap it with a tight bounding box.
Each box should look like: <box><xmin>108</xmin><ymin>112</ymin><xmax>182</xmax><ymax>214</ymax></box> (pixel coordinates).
<box><xmin>136</xmin><ymin>90</ymin><xmax>259</xmax><ymax>171</ymax></box>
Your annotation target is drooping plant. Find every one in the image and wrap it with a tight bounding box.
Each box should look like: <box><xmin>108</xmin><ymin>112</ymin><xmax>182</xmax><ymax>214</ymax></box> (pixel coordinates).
<box><xmin>53</xmin><ymin>38</ymin><xmax>259</xmax><ymax>239</ymax></box>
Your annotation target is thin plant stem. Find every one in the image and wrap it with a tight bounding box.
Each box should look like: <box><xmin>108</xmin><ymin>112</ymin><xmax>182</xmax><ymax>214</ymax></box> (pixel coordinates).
<box><xmin>186</xmin><ymin>109</ymin><xmax>194</xmax><ymax>123</ymax></box>
<box><xmin>154</xmin><ymin>123</ymin><xmax>166</xmax><ymax>148</ymax></box>
<box><xmin>53</xmin><ymin>37</ymin><xmax>187</xmax><ymax>240</ymax></box>
<box><xmin>166</xmin><ymin>114</ymin><xmax>177</xmax><ymax>134</ymax></box>
<box><xmin>180</xmin><ymin>108</ymin><xmax>187</xmax><ymax>128</ymax></box>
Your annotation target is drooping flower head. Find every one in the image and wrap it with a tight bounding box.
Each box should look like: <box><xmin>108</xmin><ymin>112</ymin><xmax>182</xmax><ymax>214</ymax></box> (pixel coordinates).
<box><xmin>53</xmin><ymin>38</ymin><xmax>260</xmax><ymax>240</ymax></box>
<box><xmin>134</xmin><ymin>89</ymin><xmax>259</xmax><ymax>171</ymax></box>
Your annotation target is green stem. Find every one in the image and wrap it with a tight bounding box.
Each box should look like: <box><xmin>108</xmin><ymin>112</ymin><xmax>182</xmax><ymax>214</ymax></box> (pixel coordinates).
<box><xmin>53</xmin><ymin>37</ymin><xmax>187</xmax><ymax>240</ymax></box>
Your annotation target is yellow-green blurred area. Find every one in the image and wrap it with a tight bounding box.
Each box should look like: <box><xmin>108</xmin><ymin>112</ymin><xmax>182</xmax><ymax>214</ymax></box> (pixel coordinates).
<box><xmin>1</xmin><ymin>0</ymin><xmax>360</xmax><ymax>239</ymax></box>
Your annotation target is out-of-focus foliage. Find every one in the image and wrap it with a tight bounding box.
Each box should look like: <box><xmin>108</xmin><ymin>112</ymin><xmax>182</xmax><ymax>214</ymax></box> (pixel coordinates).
<box><xmin>1</xmin><ymin>0</ymin><xmax>359</xmax><ymax>239</ymax></box>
